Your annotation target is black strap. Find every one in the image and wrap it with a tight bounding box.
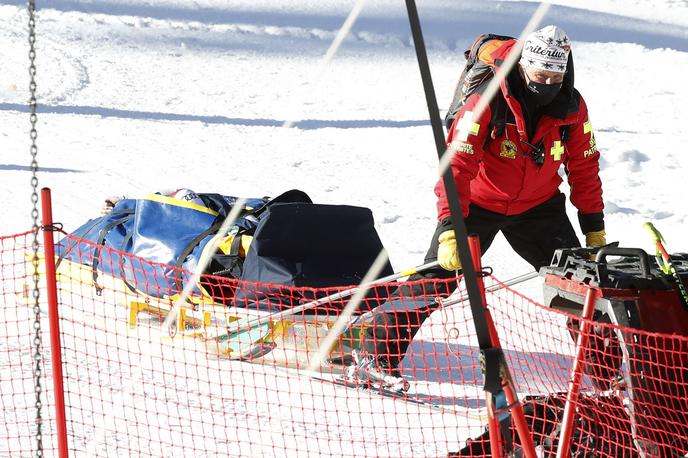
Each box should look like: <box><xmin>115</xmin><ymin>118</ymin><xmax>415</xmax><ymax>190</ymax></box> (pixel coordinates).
<box><xmin>206</xmin><ymin>231</ymin><xmax>246</xmax><ymax>278</ymax></box>
<box><xmin>172</xmin><ymin>219</ymin><xmax>225</xmax><ymax>290</ymax></box>
<box><xmin>119</xmin><ymin>229</ymin><xmax>134</xmax><ymax>253</ymax></box>
<box><xmin>56</xmin><ymin>218</ymin><xmax>102</xmax><ymax>270</ymax></box>
<box><xmin>55</xmin><ymin>207</ymin><xmax>132</xmax><ymax>269</ymax></box>
<box><xmin>198</xmin><ymin>193</ymin><xmax>235</xmax><ymax>216</ymax></box>
<box><xmin>229</xmin><ymin>231</ymin><xmax>243</xmax><ymax>256</ymax></box>
<box><xmin>485</xmin><ymin>94</ymin><xmax>508</xmax><ymax>147</ymax></box>
<box><xmin>117</xmin><ymin>229</ymin><xmax>139</xmax><ymax>294</ymax></box>
<box><xmin>91</xmin><ymin>211</ymin><xmax>135</xmax><ymax>295</ymax></box>
<box><xmin>405</xmin><ymin>0</ymin><xmax>503</xmax><ymax>393</ymax></box>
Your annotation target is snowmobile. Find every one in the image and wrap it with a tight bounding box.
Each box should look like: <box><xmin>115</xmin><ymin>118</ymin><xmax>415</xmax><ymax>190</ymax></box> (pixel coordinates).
<box><xmin>452</xmin><ymin>242</ymin><xmax>688</xmax><ymax>457</ymax></box>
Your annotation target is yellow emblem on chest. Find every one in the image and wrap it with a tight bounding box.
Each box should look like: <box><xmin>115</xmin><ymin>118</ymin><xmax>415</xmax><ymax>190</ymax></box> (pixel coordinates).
<box><xmin>550</xmin><ymin>140</ymin><xmax>564</xmax><ymax>161</ymax></box>
<box><xmin>500</xmin><ymin>139</ymin><xmax>517</xmax><ymax>159</ymax></box>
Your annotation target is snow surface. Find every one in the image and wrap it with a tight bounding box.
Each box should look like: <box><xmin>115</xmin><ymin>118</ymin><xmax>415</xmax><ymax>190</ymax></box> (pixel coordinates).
<box><xmin>2</xmin><ymin>0</ymin><xmax>687</xmax><ymax>273</ymax></box>
<box><xmin>1</xmin><ymin>0</ymin><xmax>688</xmax><ymax>456</ymax></box>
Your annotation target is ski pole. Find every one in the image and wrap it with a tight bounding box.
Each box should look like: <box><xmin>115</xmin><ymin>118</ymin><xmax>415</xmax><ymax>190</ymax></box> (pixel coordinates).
<box><xmin>222</xmin><ymin>260</ymin><xmax>441</xmax><ymax>338</ymax></box>
<box><xmin>439</xmin><ymin>270</ymin><xmax>539</xmax><ymax>308</ymax></box>
<box><xmin>348</xmin><ymin>270</ymin><xmax>538</xmax><ymax>330</ymax></box>
<box><xmin>644</xmin><ymin>222</ymin><xmax>688</xmax><ymax>309</ymax></box>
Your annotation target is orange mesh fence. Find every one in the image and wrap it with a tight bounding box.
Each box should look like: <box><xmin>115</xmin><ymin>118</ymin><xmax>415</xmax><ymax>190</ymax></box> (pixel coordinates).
<box><xmin>2</xmin><ymin>229</ymin><xmax>688</xmax><ymax>457</ymax></box>
<box><xmin>0</xmin><ymin>231</ymin><xmax>59</xmax><ymax>457</ymax></box>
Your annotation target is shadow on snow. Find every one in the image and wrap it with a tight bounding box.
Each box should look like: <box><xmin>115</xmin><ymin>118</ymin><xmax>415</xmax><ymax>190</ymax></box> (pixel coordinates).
<box><xmin>0</xmin><ymin>103</ymin><xmax>428</xmax><ymax>129</ymax></box>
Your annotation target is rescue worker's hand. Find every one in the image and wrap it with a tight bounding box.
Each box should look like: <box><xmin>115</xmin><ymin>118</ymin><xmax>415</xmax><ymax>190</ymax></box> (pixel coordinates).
<box><xmin>100</xmin><ymin>195</ymin><xmax>124</xmax><ymax>216</ymax></box>
<box><xmin>437</xmin><ymin>230</ymin><xmax>462</xmax><ymax>271</ymax></box>
<box><xmin>585</xmin><ymin>230</ymin><xmax>607</xmax><ymax>248</ymax></box>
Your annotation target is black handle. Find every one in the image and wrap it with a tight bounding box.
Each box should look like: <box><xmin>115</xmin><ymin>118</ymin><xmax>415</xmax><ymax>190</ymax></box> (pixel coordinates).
<box><xmin>594</xmin><ymin>247</ymin><xmax>652</xmax><ymax>278</ymax></box>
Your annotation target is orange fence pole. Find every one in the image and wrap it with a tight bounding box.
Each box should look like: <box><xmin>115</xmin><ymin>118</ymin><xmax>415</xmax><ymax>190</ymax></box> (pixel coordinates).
<box><xmin>556</xmin><ymin>286</ymin><xmax>602</xmax><ymax>458</ymax></box>
<box><xmin>41</xmin><ymin>187</ymin><xmax>69</xmax><ymax>458</ymax></box>
<box><xmin>468</xmin><ymin>235</ymin><xmax>537</xmax><ymax>458</ymax></box>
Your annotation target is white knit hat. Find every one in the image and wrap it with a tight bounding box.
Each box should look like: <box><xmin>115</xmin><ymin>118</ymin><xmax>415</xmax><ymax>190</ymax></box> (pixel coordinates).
<box><xmin>520</xmin><ymin>25</ymin><xmax>571</xmax><ymax>73</ymax></box>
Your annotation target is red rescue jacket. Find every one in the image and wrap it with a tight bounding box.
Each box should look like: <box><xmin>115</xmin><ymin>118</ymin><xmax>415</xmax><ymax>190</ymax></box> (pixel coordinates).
<box><xmin>435</xmin><ymin>39</ymin><xmax>604</xmax><ymax>233</ymax></box>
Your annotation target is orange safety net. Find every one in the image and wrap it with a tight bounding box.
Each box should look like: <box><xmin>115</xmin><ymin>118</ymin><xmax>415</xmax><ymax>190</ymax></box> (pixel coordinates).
<box><xmin>1</xmin><ymin>230</ymin><xmax>687</xmax><ymax>457</ymax></box>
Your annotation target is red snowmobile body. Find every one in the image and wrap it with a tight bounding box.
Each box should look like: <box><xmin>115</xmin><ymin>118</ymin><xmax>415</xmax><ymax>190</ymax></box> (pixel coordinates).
<box><xmin>542</xmin><ymin>246</ymin><xmax>688</xmax><ymax>456</ymax></box>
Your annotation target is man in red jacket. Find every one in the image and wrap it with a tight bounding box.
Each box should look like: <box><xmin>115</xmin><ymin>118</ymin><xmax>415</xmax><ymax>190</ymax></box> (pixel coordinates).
<box><xmin>350</xmin><ymin>25</ymin><xmax>607</xmax><ymax>387</ymax></box>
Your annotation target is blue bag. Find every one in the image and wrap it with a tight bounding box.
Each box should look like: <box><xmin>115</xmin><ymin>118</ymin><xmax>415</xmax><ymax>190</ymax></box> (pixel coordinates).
<box><xmin>55</xmin><ymin>191</ymin><xmax>280</xmax><ymax>298</ymax></box>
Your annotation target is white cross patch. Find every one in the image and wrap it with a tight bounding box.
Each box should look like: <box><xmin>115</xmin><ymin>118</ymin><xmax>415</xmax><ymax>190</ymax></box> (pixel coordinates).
<box><xmin>454</xmin><ymin>111</ymin><xmax>480</xmax><ymax>142</ymax></box>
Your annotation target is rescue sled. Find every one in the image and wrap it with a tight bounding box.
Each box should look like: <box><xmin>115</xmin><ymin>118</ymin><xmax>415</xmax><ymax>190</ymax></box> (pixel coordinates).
<box><xmin>41</xmin><ymin>189</ymin><xmax>396</xmax><ymax>370</ymax></box>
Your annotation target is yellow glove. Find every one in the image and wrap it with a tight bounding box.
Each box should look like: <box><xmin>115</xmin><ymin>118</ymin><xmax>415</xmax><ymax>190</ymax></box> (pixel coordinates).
<box><xmin>437</xmin><ymin>230</ymin><xmax>462</xmax><ymax>271</ymax></box>
<box><xmin>585</xmin><ymin>230</ymin><xmax>607</xmax><ymax>248</ymax></box>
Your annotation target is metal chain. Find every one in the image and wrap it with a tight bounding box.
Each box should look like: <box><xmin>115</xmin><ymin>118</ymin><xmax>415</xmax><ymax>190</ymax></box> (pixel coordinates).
<box><xmin>27</xmin><ymin>0</ymin><xmax>44</xmax><ymax>456</ymax></box>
